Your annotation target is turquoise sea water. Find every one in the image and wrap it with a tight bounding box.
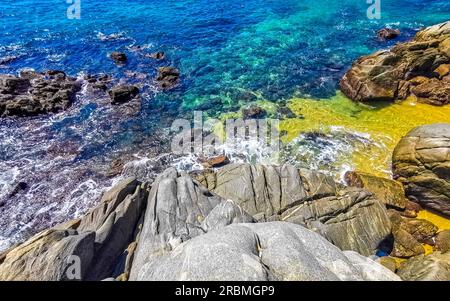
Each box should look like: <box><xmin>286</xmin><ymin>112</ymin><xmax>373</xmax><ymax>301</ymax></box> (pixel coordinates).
<box><xmin>0</xmin><ymin>0</ymin><xmax>449</xmax><ymax>250</ymax></box>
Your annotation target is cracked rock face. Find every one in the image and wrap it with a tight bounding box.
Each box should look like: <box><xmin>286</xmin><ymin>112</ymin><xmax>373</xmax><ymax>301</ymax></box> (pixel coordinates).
<box><xmin>393</xmin><ymin>123</ymin><xmax>450</xmax><ymax>216</ymax></box>
<box><xmin>340</xmin><ymin>21</ymin><xmax>450</xmax><ymax>105</ymax></box>
<box><xmin>0</xmin><ymin>166</ymin><xmax>400</xmax><ymax>281</ymax></box>
<box><xmin>193</xmin><ymin>163</ymin><xmax>392</xmax><ymax>256</ymax></box>
<box><xmin>0</xmin><ymin>177</ymin><xmax>148</xmax><ymax>281</ymax></box>
<box><xmin>131</xmin><ymin>222</ymin><xmax>399</xmax><ymax>281</ymax></box>
<box><xmin>129</xmin><ymin>167</ymin><xmax>255</xmax><ymax>280</ymax></box>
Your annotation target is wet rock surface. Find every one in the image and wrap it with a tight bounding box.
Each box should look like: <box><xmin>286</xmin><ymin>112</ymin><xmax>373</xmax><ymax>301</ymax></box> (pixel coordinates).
<box><xmin>341</xmin><ymin>21</ymin><xmax>450</xmax><ymax>105</ymax></box>
<box><xmin>155</xmin><ymin>67</ymin><xmax>180</xmax><ymax>89</ymax></box>
<box><xmin>377</xmin><ymin>28</ymin><xmax>401</xmax><ymax>40</ymax></box>
<box><xmin>108</xmin><ymin>85</ymin><xmax>140</xmax><ymax>104</ymax></box>
<box><xmin>0</xmin><ymin>71</ymin><xmax>82</xmax><ymax>117</ymax></box>
<box><xmin>110</xmin><ymin>52</ymin><xmax>127</xmax><ymax>63</ymax></box>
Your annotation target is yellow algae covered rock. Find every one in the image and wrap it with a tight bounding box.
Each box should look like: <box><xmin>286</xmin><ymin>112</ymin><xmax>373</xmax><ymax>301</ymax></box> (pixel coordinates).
<box><xmin>344</xmin><ymin>171</ymin><xmax>408</xmax><ymax>209</ymax></box>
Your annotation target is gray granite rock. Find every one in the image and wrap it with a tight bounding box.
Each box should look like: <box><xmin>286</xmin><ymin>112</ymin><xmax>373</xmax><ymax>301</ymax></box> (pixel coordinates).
<box><xmin>131</xmin><ymin>222</ymin><xmax>400</xmax><ymax>281</ymax></box>
<box><xmin>193</xmin><ymin>163</ymin><xmax>392</xmax><ymax>256</ymax></box>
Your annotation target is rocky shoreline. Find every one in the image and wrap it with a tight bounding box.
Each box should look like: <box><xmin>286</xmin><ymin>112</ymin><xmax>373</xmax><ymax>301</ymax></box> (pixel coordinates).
<box><xmin>0</xmin><ymin>122</ymin><xmax>449</xmax><ymax>281</ymax></box>
<box><xmin>0</xmin><ymin>22</ymin><xmax>450</xmax><ymax>281</ymax></box>
<box><xmin>341</xmin><ymin>21</ymin><xmax>450</xmax><ymax>105</ymax></box>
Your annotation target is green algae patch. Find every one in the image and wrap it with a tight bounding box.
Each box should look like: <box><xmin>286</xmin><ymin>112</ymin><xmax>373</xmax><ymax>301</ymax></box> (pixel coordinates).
<box><xmin>281</xmin><ymin>92</ymin><xmax>450</xmax><ymax>177</ymax></box>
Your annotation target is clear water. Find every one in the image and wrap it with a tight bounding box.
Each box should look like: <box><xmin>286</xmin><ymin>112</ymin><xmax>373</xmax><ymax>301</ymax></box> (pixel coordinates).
<box><xmin>0</xmin><ymin>0</ymin><xmax>449</xmax><ymax>250</ymax></box>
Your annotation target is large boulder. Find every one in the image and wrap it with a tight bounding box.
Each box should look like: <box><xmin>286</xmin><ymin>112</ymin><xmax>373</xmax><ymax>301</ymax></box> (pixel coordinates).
<box><xmin>392</xmin><ymin>123</ymin><xmax>450</xmax><ymax>216</ymax></box>
<box><xmin>131</xmin><ymin>222</ymin><xmax>400</xmax><ymax>281</ymax></box>
<box><xmin>193</xmin><ymin>163</ymin><xmax>392</xmax><ymax>256</ymax></box>
<box><xmin>0</xmin><ymin>71</ymin><xmax>81</xmax><ymax>117</ymax></box>
<box><xmin>397</xmin><ymin>251</ymin><xmax>450</xmax><ymax>280</ymax></box>
<box><xmin>129</xmin><ymin>167</ymin><xmax>255</xmax><ymax>280</ymax></box>
<box><xmin>0</xmin><ymin>178</ymin><xmax>148</xmax><ymax>281</ymax></box>
<box><xmin>340</xmin><ymin>21</ymin><xmax>450</xmax><ymax>105</ymax></box>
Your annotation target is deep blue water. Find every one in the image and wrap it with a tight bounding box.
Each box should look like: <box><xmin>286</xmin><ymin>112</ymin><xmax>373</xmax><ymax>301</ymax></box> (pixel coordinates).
<box><xmin>0</xmin><ymin>0</ymin><xmax>449</xmax><ymax>250</ymax></box>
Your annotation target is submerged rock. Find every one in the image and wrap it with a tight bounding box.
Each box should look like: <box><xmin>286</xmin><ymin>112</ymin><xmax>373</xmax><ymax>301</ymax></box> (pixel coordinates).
<box><xmin>393</xmin><ymin>123</ymin><xmax>450</xmax><ymax>216</ymax></box>
<box><xmin>156</xmin><ymin>67</ymin><xmax>180</xmax><ymax>89</ymax></box>
<box><xmin>193</xmin><ymin>163</ymin><xmax>392</xmax><ymax>256</ymax></box>
<box><xmin>340</xmin><ymin>21</ymin><xmax>450</xmax><ymax>105</ymax></box>
<box><xmin>108</xmin><ymin>85</ymin><xmax>139</xmax><ymax>104</ymax></box>
<box><xmin>0</xmin><ymin>72</ymin><xmax>81</xmax><ymax>117</ymax></box>
<box><xmin>377</xmin><ymin>28</ymin><xmax>400</xmax><ymax>40</ymax></box>
<box><xmin>110</xmin><ymin>52</ymin><xmax>127</xmax><ymax>63</ymax></box>
<box><xmin>145</xmin><ymin>51</ymin><xmax>165</xmax><ymax>60</ymax></box>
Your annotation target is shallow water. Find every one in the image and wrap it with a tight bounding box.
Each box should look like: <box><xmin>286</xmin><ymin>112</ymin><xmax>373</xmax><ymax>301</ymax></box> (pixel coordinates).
<box><xmin>0</xmin><ymin>0</ymin><xmax>449</xmax><ymax>250</ymax></box>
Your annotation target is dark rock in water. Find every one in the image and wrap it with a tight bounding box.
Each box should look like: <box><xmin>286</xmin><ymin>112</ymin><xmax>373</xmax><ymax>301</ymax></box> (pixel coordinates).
<box><xmin>277</xmin><ymin>106</ymin><xmax>296</xmax><ymax>118</ymax></box>
<box><xmin>435</xmin><ymin>230</ymin><xmax>450</xmax><ymax>253</ymax></box>
<box><xmin>8</xmin><ymin>182</ymin><xmax>28</xmax><ymax>198</ymax></box>
<box><xmin>397</xmin><ymin>251</ymin><xmax>450</xmax><ymax>280</ymax></box>
<box><xmin>201</xmin><ymin>154</ymin><xmax>230</xmax><ymax>168</ymax></box>
<box><xmin>393</xmin><ymin>123</ymin><xmax>450</xmax><ymax>216</ymax></box>
<box><xmin>44</xmin><ymin>70</ymin><xmax>66</xmax><ymax>79</ymax></box>
<box><xmin>108</xmin><ymin>85</ymin><xmax>139</xmax><ymax>104</ymax></box>
<box><xmin>156</xmin><ymin>67</ymin><xmax>180</xmax><ymax>89</ymax></box>
<box><xmin>192</xmin><ymin>163</ymin><xmax>392</xmax><ymax>256</ymax></box>
<box><xmin>242</xmin><ymin>105</ymin><xmax>266</xmax><ymax>119</ymax></box>
<box><xmin>345</xmin><ymin>171</ymin><xmax>408</xmax><ymax>210</ymax></box>
<box><xmin>377</xmin><ymin>28</ymin><xmax>400</xmax><ymax>40</ymax></box>
<box><xmin>0</xmin><ymin>56</ymin><xmax>18</xmax><ymax>65</ymax></box>
<box><xmin>340</xmin><ymin>21</ymin><xmax>450</xmax><ymax>105</ymax></box>
<box><xmin>110</xmin><ymin>52</ymin><xmax>127</xmax><ymax>63</ymax></box>
<box><xmin>84</xmin><ymin>73</ymin><xmax>111</xmax><ymax>91</ymax></box>
<box><xmin>0</xmin><ymin>72</ymin><xmax>81</xmax><ymax>117</ymax></box>
<box><xmin>145</xmin><ymin>51</ymin><xmax>165</xmax><ymax>60</ymax></box>
<box><xmin>0</xmin><ymin>178</ymin><xmax>148</xmax><ymax>281</ymax></box>
<box><xmin>106</xmin><ymin>159</ymin><xmax>125</xmax><ymax>178</ymax></box>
